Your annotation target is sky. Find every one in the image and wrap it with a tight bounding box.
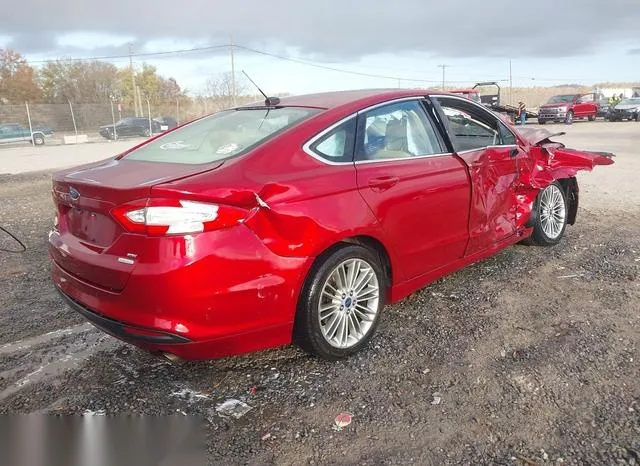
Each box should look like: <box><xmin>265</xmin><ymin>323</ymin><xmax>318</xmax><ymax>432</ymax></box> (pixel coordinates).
<box><xmin>1</xmin><ymin>0</ymin><xmax>639</xmax><ymax>96</ymax></box>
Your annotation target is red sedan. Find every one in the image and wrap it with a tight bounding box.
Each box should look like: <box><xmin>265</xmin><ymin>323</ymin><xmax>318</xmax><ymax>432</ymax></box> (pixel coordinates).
<box><xmin>49</xmin><ymin>89</ymin><xmax>613</xmax><ymax>361</ymax></box>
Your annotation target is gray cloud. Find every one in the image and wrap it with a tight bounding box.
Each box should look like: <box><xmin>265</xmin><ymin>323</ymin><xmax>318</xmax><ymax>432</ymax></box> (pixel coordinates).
<box><xmin>629</xmin><ymin>48</ymin><xmax>640</xmax><ymax>55</ymax></box>
<box><xmin>2</xmin><ymin>0</ymin><xmax>640</xmax><ymax>60</ymax></box>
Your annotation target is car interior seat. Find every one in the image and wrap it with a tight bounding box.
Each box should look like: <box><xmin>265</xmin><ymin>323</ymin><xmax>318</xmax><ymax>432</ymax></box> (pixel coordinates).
<box><xmin>374</xmin><ymin>117</ymin><xmax>410</xmax><ymax>159</ymax></box>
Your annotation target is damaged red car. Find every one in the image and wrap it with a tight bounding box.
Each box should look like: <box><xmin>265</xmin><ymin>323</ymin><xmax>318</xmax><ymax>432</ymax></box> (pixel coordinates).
<box><xmin>48</xmin><ymin>89</ymin><xmax>613</xmax><ymax>361</ymax></box>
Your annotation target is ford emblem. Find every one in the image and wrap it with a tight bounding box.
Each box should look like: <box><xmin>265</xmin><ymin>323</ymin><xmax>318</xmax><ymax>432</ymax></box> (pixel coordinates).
<box><xmin>69</xmin><ymin>187</ymin><xmax>80</xmax><ymax>201</ymax></box>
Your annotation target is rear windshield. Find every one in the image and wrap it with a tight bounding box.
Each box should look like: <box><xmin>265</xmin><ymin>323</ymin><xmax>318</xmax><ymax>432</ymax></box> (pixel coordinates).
<box><xmin>547</xmin><ymin>95</ymin><xmax>578</xmax><ymax>104</ymax></box>
<box><xmin>125</xmin><ymin>107</ymin><xmax>320</xmax><ymax>164</ymax></box>
<box><xmin>619</xmin><ymin>98</ymin><xmax>640</xmax><ymax>105</ymax></box>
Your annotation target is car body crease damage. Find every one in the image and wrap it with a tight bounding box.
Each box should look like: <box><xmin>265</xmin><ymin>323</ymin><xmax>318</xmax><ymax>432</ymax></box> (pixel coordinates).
<box><xmin>512</xmin><ymin>127</ymin><xmax>614</xmax><ymax>229</ymax></box>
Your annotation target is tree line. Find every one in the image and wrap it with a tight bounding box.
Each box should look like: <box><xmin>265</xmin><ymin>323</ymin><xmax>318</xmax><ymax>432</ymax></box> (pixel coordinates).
<box><xmin>0</xmin><ymin>48</ymin><xmax>186</xmax><ymax>106</ymax></box>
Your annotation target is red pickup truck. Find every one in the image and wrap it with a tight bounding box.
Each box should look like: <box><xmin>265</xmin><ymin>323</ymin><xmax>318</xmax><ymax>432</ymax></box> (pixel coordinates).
<box><xmin>537</xmin><ymin>94</ymin><xmax>598</xmax><ymax>124</ymax></box>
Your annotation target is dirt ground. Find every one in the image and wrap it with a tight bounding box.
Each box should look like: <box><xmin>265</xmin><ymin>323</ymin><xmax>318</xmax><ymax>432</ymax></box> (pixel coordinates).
<box><xmin>0</xmin><ymin>121</ymin><xmax>639</xmax><ymax>465</ymax></box>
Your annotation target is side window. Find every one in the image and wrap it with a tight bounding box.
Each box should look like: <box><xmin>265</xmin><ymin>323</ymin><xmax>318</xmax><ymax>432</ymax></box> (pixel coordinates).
<box><xmin>355</xmin><ymin>100</ymin><xmax>443</xmax><ymax>161</ymax></box>
<box><xmin>581</xmin><ymin>94</ymin><xmax>594</xmax><ymax>103</ymax></box>
<box><xmin>309</xmin><ymin>118</ymin><xmax>355</xmax><ymax>163</ymax></box>
<box><xmin>498</xmin><ymin>122</ymin><xmax>517</xmax><ymax>145</ymax></box>
<box><xmin>436</xmin><ymin>97</ymin><xmax>512</xmax><ymax>152</ymax></box>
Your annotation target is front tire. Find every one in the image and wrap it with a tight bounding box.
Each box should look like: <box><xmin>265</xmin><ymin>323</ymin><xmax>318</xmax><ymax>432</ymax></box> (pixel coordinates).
<box><xmin>565</xmin><ymin>111</ymin><xmax>574</xmax><ymax>125</ymax></box>
<box><xmin>142</xmin><ymin>128</ymin><xmax>151</xmax><ymax>137</ymax></box>
<box><xmin>32</xmin><ymin>134</ymin><xmax>45</xmax><ymax>146</ymax></box>
<box><xmin>294</xmin><ymin>244</ymin><xmax>386</xmax><ymax>360</ymax></box>
<box><xmin>538</xmin><ymin>119</ymin><xmax>546</xmax><ymax>125</ymax></box>
<box><xmin>588</xmin><ymin>115</ymin><xmax>595</xmax><ymax>121</ymax></box>
<box><xmin>525</xmin><ymin>181</ymin><xmax>568</xmax><ymax>246</ymax></box>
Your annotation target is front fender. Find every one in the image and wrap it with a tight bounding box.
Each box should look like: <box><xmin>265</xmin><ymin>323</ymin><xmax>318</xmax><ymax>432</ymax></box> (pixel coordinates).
<box><xmin>514</xmin><ymin>135</ymin><xmax>614</xmax><ymax>229</ymax></box>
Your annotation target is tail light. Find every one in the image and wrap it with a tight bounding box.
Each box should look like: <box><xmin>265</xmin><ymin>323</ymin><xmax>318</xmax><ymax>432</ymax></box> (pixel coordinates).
<box><xmin>111</xmin><ymin>198</ymin><xmax>247</xmax><ymax>236</ymax></box>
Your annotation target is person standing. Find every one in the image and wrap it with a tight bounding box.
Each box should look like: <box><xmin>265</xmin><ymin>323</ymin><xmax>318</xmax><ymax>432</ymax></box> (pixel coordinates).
<box><xmin>517</xmin><ymin>101</ymin><xmax>526</xmax><ymax>125</ymax></box>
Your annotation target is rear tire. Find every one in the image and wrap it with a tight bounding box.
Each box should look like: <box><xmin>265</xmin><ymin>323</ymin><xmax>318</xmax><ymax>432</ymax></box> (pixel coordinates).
<box><xmin>523</xmin><ymin>181</ymin><xmax>568</xmax><ymax>246</ymax></box>
<box><xmin>142</xmin><ymin>128</ymin><xmax>151</xmax><ymax>137</ymax></box>
<box><xmin>538</xmin><ymin>119</ymin><xmax>546</xmax><ymax>125</ymax></box>
<box><xmin>294</xmin><ymin>244</ymin><xmax>386</xmax><ymax>360</ymax></box>
<box><xmin>588</xmin><ymin>115</ymin><xmax>595</xmax><ymax>121</ymax></box>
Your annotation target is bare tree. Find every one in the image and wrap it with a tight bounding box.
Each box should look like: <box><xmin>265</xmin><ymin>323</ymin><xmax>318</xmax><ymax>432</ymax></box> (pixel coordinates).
<box><xmin>204</xmin><ymin>72</ymin><xmax>250</xmax><ymax>111</ymax></box>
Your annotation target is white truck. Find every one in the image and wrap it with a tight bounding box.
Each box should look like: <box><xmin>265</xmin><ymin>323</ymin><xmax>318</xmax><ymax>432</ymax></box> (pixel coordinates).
<box><xmin>594</xmin><ymin>87</ymin><xmax>639</xmax><ymax>99</ymax></box>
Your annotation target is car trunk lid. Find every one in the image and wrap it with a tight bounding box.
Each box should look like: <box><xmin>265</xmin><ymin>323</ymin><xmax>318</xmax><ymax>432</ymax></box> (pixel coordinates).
<box><xmin>50</xmin><ymin>158</ymin><xmax>220</xmax><ymax>291</ymax></box>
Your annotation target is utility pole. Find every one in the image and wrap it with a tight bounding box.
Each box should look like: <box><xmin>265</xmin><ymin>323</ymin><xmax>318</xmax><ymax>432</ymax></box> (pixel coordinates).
<box><xmin>509</xmin><ymin>59</ymin><xmax>513</xmax><ymax>106</ymax></box>
<box><xmin>129</xmin><ymin>42</ymin><xmax>138</xmax><ymax>117</ymax></box>
<box><xmin>438</xmin><ymin>64</ymin><xmax>449</xmax><ymax>90</ymax></box>
<box><xmin>230</xmin><ymin>34</ymin><xmax>237</xmax><ymax>107</ymax></box>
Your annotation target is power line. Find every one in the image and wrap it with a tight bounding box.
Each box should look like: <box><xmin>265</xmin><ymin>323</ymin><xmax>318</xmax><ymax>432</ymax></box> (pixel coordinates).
<box><xmin>25</xmin><ymin>44</ymin><xmax>230</xmax><ymax>64</ymax></box>
<box><xmin>234</xmin><ymin>45</ymin><xmax>446</xmax><ymax>83</ymax></box>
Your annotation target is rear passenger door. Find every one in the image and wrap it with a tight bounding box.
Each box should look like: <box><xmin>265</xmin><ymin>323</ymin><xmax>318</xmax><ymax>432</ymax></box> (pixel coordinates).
<box><xmin>354</xmin><ymin>99</ymin><xmax>470</xmax><ymax>281</ymax></box>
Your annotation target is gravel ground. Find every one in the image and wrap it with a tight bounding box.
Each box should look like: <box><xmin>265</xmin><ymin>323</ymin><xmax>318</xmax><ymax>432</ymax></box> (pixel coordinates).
<box><xmin>0</xmin><ymin>121</ymin><xmax>639</xmax><ymax>465</ymax></box>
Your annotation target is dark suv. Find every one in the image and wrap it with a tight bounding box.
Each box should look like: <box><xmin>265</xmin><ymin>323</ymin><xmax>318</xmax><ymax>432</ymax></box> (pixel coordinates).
<box><xmin>99</xmin><ymin>118</ymin><xmax>161</xmax><ymax>140</ymax></box>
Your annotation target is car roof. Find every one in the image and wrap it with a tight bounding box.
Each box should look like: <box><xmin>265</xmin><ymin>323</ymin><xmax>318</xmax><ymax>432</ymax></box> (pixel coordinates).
<box><xmin>241</xmin><ymin>88</ymin><xmax>439</xmax><ymax>111</ymax></box>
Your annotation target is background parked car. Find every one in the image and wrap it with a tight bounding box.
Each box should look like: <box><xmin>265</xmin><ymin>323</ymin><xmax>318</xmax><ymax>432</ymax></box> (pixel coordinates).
<box><xmin>608</xmin><ymin>98</ymin><xmax>640</xmax><ymax>121</ymax></box>
<box><xmin>596</xmin><ymin>98</ymin><xmax>612</xmax><ymax>118</ymax></box>
<box><xmin>537</xmin><ymin>93</ymin><xmax>598</xmax><ymax>124</ymax></box>
<box><xmin>0</xmin><ymin>123</ymin><xmax>48</xmax><ymax>146</ymax></box>
<box><xmin>153</xmin><ymin>116</ymin><xmax>178</xmax><ymax>131</ymax></box>
<box><xmin>99</xmin><ymin>117</ymin><xmax>162</xmax><ymax>140</ymax></box>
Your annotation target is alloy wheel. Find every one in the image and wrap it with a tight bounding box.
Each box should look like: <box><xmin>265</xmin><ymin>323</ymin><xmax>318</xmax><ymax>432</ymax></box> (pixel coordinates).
<box><xmin>318</xmin><ymin>258</ymin><xmax>380</xmax><ymax>348</ymax></box>
<box><xmin>539</xmin><ymin>184</ymin><xmax>566</xmax><ymax>240</ymax></box>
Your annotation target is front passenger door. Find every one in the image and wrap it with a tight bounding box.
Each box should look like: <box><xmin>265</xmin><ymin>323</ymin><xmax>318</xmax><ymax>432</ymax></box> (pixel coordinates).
<box><xmin>432</xmin><ymin>96</ymin><xmax>521</xmax><ymax>256</ymax></box>
<box><xmin>576</xmin><ymin>93</ymin><xmax>596</xmax><ymax>117</ymax></box>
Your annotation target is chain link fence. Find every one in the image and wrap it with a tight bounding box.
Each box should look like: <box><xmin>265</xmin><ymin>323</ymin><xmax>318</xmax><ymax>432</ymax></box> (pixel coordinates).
<box><xmin>0</xmin><ymin>95</ymin><xmax>263</xmax><ymax>145</ymax></box>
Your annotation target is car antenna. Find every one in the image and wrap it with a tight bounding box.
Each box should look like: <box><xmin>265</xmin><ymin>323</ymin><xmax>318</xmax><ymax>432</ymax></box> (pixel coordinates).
<box><xmin>242</xmin><ymin>70</ymin><xmax>280</xmax><ymax>107</ymax></box>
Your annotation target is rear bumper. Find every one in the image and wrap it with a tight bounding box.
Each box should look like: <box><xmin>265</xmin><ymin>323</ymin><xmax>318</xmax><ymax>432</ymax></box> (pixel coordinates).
<box><xmin>56</xmin><ymin>287</ymin><xmax>190</xmax><ymax>345</ymax></box>
<box><xmin>54</xmin><ymin>284</ymin><xmax>293</xmax><ymax>359</ymax></box>
<box><xmin>49</xmin><ymin>225</ymin><xmax>313</xmax><ymax>360</ymax></box>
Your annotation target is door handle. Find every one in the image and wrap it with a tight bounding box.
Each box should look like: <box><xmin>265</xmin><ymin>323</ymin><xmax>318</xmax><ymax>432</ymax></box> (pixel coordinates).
<box><xmin>509</xmin><ymin>147</ymin><xmax>519</xmax><ymax>158</ymax></box>
<box><xmin>368</xmin><ymin>176</ymin><xmax>399</xmax><ymax>190</ymax></box>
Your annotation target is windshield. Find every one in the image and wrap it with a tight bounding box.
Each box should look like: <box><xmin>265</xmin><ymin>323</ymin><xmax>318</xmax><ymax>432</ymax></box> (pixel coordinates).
<box><xmin>547</xmin><ymin>95</ymin><xmax>578</xmax><ymax>104</ymax></box>
<box><xmin>125</xmin><ymin>107</ymin><xmax>320</xmax><ymax>164</ymax></box>
<box><xmin>618</xmin><ymin>98</ymin><xmax>640</xmax><ymax>106</ymax></box>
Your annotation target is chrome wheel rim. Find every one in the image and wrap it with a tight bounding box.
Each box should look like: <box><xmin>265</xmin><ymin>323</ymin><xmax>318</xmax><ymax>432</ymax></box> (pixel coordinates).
<box><xmin>540</xmin><ymin>184</ymin><xmax>566</xmax><ymax>239</ymax></box>
<box><xmin>318</xmin><ymin>258</ymin><xmax>380</xmax><ymax>349</ymax></box>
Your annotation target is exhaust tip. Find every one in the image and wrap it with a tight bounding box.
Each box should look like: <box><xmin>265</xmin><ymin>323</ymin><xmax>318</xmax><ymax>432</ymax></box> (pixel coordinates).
<box><xmin>159</xmin><ymin>352</ymin><xmax>183</xmax><ymax>364</ymax></box>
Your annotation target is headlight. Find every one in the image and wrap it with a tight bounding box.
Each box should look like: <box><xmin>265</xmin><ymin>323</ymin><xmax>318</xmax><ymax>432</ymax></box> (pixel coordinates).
<box><xmin>559</xmin><ymin>106</ymin><xmax>568</xmax><ymax>111</ymax></box>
